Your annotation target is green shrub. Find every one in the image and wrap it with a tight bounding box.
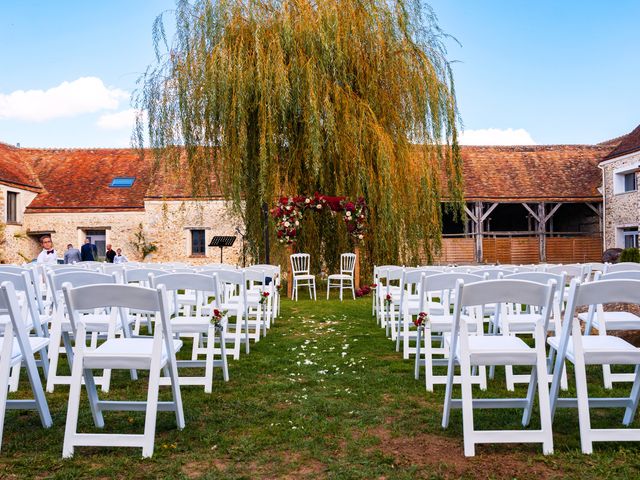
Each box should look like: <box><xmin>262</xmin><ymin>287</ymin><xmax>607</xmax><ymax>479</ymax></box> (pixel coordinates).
<box><xmin>619</xmin><ymin>247</ymin><xmax>640</xmax><ymax>263</ymax></box>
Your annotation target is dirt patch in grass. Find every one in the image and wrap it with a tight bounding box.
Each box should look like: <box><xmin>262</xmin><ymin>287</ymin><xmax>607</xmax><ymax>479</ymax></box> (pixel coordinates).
<box><xmin>181</xmin><ymin>458</ymin><xmax>228</xmax><ymax>478</ymax></box>
<box><xmin>365</xmin><ymin>425</ymin><xmax>558</xmax><ymax>479</ymax></box>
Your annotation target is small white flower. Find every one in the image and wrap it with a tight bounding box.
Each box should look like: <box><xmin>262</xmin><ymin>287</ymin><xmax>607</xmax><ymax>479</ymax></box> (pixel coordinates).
<box><xmin>316</xmin><ymin>204</ymin><xmax>322</xmax><ymax>209</ymax></box>
<box><xmin>358</xmin><ymin>234</ymin><xmax>363</xmax><ymax>239</ymax></box>
<box><xmin>295</xmin><ymin>220</ymin><xmax>299</xmax><ymax>226</ymax></box>
<box><xmin>346</xmin><ymin>211</ymin><xmax>352</xmax><ymax>217</ymax></box>
<box><xmin>284</xmin><ymin>221</ymin><xmax>290</xmax><ymax>227</ymax></box>
<box><xmin>305</xmin><ymin>198</ymin><xmax>311</xmax><ymax>204</ymax></box>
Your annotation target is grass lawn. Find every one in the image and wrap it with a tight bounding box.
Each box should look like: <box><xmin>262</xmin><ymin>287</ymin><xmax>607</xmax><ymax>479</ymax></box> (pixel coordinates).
<box><xmin>1</xmin><ymin>294</ymin><xmax>640</xmax><ymax>478</ymax></box>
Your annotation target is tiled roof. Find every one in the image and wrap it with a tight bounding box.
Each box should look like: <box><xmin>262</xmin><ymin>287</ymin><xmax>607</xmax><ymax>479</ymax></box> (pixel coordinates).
<box><xmin>0</xmin><ymin>141</ymin><xmax>614</xmax><ymax>211</ymax></box>
<box><xmin>144</xmin><ymin>154</ymin><xmax>223</xmax><ymax>200</ymax></box>
<box><xmin>20</xmin><ymin>148</ymin><xmax>151</xmax><ymax>212</ymax></box>
<box><xmin>453</xmin><ymin>145</ymin><xmax>611</xmax><ymax>202</ymax></box>
<box><xmin>0</xmin><ymin>142</ymin><xmax>42</xmax><ymax>191</ymax></box>
<box><xmin>602</xmin><ymin>124</ymin><xmax>640</xmax><ymax>160</ymax></box>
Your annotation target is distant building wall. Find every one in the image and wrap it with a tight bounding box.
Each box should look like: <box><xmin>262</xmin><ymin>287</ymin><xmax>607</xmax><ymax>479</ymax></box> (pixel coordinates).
<box><xmin>601</xmin><ymin>152</ymin><xmax>640</xmax><ymax>249</ymax></box>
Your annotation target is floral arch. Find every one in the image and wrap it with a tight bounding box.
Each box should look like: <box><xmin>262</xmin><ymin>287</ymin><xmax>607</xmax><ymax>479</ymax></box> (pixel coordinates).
<box><xmin>271</xmin><ymin>194</ymin><xmax>367</xmax><ymax>297</ymax></box>
<box><xmin>271</xmin><ymin>193</ymin><xmax>367</xmax><ymax>245</ymax></box>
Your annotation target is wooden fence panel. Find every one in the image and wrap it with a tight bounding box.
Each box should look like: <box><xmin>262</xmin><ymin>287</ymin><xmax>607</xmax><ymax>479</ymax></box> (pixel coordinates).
<box><xmin>434</xmin><ymin>238</ymin><xmax>475</xmax><ymax>264</ymax></box>
<box><xmin>547</xmin><ymin>236</ymin><xmax>602</xmax><ymax>263</ymax></box>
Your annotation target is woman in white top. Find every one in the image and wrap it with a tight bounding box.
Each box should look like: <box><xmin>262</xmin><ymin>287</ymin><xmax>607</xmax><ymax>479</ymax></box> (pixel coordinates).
<box><xmin>113</xmin><ymin>248</ymin><xmax>128</xmax><ymax>264</ymax></box>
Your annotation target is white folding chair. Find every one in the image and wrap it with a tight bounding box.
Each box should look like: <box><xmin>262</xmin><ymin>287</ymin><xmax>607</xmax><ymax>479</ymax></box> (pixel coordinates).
<box><xmin>151</xmin><ymin>273</ymin><xmax>228</xmax><ymax>392</ymax></box>
<box><xmin>580</xmin><ymin>270</ymin><xmax>640</xmax><ymax>388</ymax></box>
<box><xmin>216</xmin><ymin>269</ymin><xmax>249</xmax><ymax>359</ymax></box>
<box><xmin>290</xmin><ymin>253</ymin><xmax>316</xmax><ymax>301</ymax></box>
<box><xmin>605</xmin><ymin>262</ymin><xmax>640</xmax><ymax>274</ymax></box>
<box><xmin>415</xmin><ymin>272</ymin><xmax>486</xmax><ymax>392</ymax></box>
<box><xmin>123</xmin><ymin>268</ymin><xmax>167</xmax><ymax>334</ymax></box>
<box><xmin>327</xmin><ymin>253</ymin><xmax>356</xmax><ymax>301</ymax></box>
<box><xmin>0</xmin><ymin>281</ymin><xmax>52</xmax><ymax>451</ymax></box>
<box><xmin>46</xmin><ymin>271</ymin><xmax>128</xmax><ymax>393</ymax></box>
<box><xmin>549</xmin><ymin>278</ymin><xmax>640</xmax><ymax>454</ymax></box>
<box><xmin>396</xmin><ymin>269</ymin><xmax>444</xmax><ymax>358</ymax></box>
<box><xmin>61</xmin><ymin>283</ymin><xmax>184</xmax><ymax>458</ymax></box>
<box><xmin>442</xmin><ymin>279</ymin><xmax>556</xmax><ymax>456</ymax></box>
<box><xmin>501</xmin><ymin>271</ymin><xmax>568</xmax><ymax>391</ymax></box>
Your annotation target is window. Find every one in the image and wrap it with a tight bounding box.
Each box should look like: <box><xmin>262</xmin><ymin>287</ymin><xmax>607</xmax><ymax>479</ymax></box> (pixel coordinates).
<box><xmin>623</xmin><ymin>227</ymin><xmax>639</xmax><ymax>249</ymax></box>
<box><xmin>110</xmin><ymin>177</ymin><xmax>135</xmax><ymax>188</ymax></box>
<box><xmin>624</xmin><ymin>172</ymin><xmax>637</xmax><ymax>192</ymax></box>
<box><xmin>6</xmin><ymin>191</ymin><xmax>17</xmax><ymax>223</ymax></box>
<box><xmin>191</xmin><ymin>229</ymin><xmax>206</xmax><ymax>256</ymax></box>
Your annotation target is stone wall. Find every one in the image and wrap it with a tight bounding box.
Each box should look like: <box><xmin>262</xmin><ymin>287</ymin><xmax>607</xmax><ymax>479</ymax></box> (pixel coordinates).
<box><xmin>0</xmin><ymin>199</ymin><xmax>243</xmax><ymax>265</ymax></box>
<box><xmin>602</xmin><ymin>153</ymin><xmax>640</xmax><ymax>249</ymax></box>
<box><xmin>144</xmin><ymin>200</ymin><xmax>243</xmax><ymax>265</ymax></box>
<box><xmin>0</xmin><ymin>184</ymin><xmax>39</xmax><ymax>263</ymax></box>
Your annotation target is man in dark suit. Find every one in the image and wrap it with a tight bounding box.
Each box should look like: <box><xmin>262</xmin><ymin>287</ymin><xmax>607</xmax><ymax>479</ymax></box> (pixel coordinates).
<box><xmin>81</xmin><ymin>238</ymin><xmax>97</xmax><ymax>261</ymax></box>
<box><xmin>105</xmin><ymin>244</ymin><xmax>116</xmax><ymax>263</ymax></box>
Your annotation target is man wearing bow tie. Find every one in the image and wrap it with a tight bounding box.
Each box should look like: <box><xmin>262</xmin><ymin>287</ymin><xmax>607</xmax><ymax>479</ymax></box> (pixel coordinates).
<box><xmin>36</xmin><ymin>235</ymin><xmax>59</xmax><ymax>265</ymax></box>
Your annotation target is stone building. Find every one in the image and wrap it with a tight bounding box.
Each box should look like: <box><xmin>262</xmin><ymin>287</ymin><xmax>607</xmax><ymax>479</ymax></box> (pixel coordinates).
<box><xmin>0</xmin><ymin>125</ymin><xmax>637</xmax><ymax>265</ymax></box>
<box><xmin>0</xmin><ymin>143</ymin><xmax>241</xmax><ymax>264</ymax></box>
<box><xmin>599</xmin><ymin>124</ymin><xmax>640</xmax><ymax>250</ymax></box>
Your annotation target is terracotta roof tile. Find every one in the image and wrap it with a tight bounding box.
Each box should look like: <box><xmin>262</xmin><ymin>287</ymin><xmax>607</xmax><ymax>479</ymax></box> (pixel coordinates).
<box><xmin>442</xmin><ymin>145</ymin><xmax>611</xmax><ymax>202</ymax></box>
<box><xmin>0</xmin><ymin>142</ymin><xmax>42</xmax><ymax>191</ymax></box>
<box><xmin>602</xmin><ymin>123</ymin><xmax>640</xmax><ymax>160</ymax></box>
<box><xmin>20</xmin><ymin>148</ymin><xmax>150</xmax><ymax>212</ymax></box>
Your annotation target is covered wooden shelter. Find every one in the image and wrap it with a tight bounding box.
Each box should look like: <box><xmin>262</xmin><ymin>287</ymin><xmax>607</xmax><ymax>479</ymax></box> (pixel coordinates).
<box><xmin>436</xmin><ymin>145</ymin><xmax>613</xmax><ymax>264</ymax></box>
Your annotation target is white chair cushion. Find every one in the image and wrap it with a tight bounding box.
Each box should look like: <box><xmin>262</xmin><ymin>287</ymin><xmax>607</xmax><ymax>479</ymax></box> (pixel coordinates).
<box><xmin>457</xmin><ymin>335</ymin><xmax>536</xmax><ymax>366</ymax></box>
<box><xmin>548</xmin><ymin>335</ymin><xmax>640</xmax><ymax>365</ymax></box>
<box><xmin>577</xmin><ymin>311</ymin><xmax>640</xmax><ymax>331</ymax></box>
<box><xmin>83</xmin><ymin>338</ymin><xmax>183</xmax><ymax>370</ymax></box>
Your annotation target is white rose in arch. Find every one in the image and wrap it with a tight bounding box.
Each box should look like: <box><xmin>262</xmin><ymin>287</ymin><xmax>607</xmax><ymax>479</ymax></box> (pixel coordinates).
<box><xmin>295</xmin><ymin>220</ymin><xmax>300</xmax><ymax>226</ymax></box>
<box><xmin>346</xmin><ymin>211</ymin><xmax>352</xmax><ymax>217</ymax></box>
<box><xmin>284</xmin><ymin>221</ymin><xmax>290</xmax><ymax>227</ymax></box>
<box><xmin>317</xmin><ymin>204</ymin><xmax>322</xmax><ymax>209</ymax></box>
<box><xmin>305</xmin><ymin>198</ymin><xmax>311</xmax><ymax>204</ymax></box>
<box><xmin>358</xmin><ymin>234</ymin><xmax>363</xmax><ymax>239</ymax></box>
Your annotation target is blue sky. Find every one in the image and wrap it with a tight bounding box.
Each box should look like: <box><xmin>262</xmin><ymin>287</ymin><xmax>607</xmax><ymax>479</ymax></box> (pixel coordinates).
<box><xmin>0</xmin><ymin>0</ymin><xmax>638</xmax><ymax>148</ymax></box>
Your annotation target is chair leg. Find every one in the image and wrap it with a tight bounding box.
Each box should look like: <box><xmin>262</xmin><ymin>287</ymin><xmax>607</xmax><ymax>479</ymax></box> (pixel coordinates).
<box><xmin>142</xmin><ymin>363</ymin><xmax>161</xmax><ymax>458</ymax></box>
<box><xmin>574</xmin><ymin>355</ymin><xmax>593</xmax><ymax>454</ymax></box>
<box><xmin>0</xmin><ymin>333</ymin><xmax>15</xmax><ymax>451</ymax></box>
<box><xmin>62</xmin><ymin>350</ymin><xmax>85</xmax><ymax>458</ymax></box>
<box><xmin>460</xmin><ymin>356</ymin><xmax>476</xmax><ymax>457</ymax></box>
<box><xmin>83</xmin><ymin>369</ymin><xmax>105</xmax><ymax>428</ymax></box>
<box><xmin>623</xmin><ymin>365</ymin><xmax>640</xmax><ymax>426</ymax></box>
<box><xmin>204</xmin><ymin>327</ymin><xmax>214</xmax><ymax>394</ymax></box>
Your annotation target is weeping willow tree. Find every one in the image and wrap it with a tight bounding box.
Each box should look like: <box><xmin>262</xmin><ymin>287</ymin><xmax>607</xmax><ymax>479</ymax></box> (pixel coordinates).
<box><xmin>135</xmin><ymin>0</ymin><xmax>464</xmax><ymax>267</ymax></box>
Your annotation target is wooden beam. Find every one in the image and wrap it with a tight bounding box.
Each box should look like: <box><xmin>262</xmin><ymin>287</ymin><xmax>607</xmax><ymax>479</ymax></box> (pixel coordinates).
<box><xmin>480</xmin><ymin>202</ymin><xmax>499</xmax><ymax>222</ymax></box>
<box><xmin>464</xmin><ymin>205</ymin><xmax>477</xmax><ymax>223</ymax></box>
<box><xmin>543</xmin><ymin>203</ymin><xmax>562</xmax><ymax>223</ymax></box>
<box><xmin>522</xmin><ymin>203</ymin><xmax>540</xmax><ymax>222</ymax></box>
<box><xmin>538</xmin><ymin>203</ymin><xmax>546</xmax><ymax>262</ymax></box>
<box><xmin>475</xmin><ymin>202</ymin><xmax>483</xmax><ymax>263</ymax></box>
<box><xmin>585</xmin><ymin>202</ymin><xmax>602</xmax><ymax>218</ymax></box>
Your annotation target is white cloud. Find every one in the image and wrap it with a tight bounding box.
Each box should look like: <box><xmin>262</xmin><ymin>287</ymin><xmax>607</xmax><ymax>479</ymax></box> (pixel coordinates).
<box><xmin>0</xmin><ymin>77</ymin><xmax>128</xmax><ymax>122</ymax></box>
<box><xmin>97</xmin><ymin>108</ymin><xmax>139</xmax><ymax>130</ymax></box>
<box><xmin>459</xmin><ymin>128</ymin><xmax>536</xmax><ymax>145</ymax></box>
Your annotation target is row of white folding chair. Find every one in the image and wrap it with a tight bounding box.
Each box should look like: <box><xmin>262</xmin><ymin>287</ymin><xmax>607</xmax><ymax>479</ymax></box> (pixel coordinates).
<box><xmin>412</xmin><ymin>272</ymin><xmax>488</xmax><ymax>392</ymax></box>
<box><xmin>149</xmin><ymin>272</ymin><xmax>228</xmax><ymax>392</ymax></box>
<box><xmin>396</xmin><ymin>269</ymin><xmax>445</xmax><ymax>358</ymax></box>
<box><xmin>0</xmin><ymin>271</ymin><xmax>50</xmax><ymax>392</ymax></box>
<box><xmin>46</xmin><ymin>270</ymin><xmax>133</xmax><ymax>393</ymax></box>
<box><xmin>604</xmin><ymin>262</ymin><xmax>640</xmax><ymax>274</ymax></box>
<box><xmin>439</xmin><ymin>275</ymin><xmax>640</xmax><ymax>456</ymax></box>
<box><xmin>0</xmin><ymin>281</ymin><xmax>52</xmax><ymax>451</ymax></box>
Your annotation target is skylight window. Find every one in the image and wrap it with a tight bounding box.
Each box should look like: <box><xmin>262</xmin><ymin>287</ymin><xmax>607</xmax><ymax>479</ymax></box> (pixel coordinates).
<box><xmin>110</xmin><ymin>177</ymin><xmax>135</xmax><ymax>188</ymax></box>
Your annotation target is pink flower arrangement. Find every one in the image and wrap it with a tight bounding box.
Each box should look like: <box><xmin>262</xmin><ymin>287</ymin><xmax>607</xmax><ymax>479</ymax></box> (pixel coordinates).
<box><xmin>271</xmin><ymin>194</ymin><xmax>367</xmax><ymax>245</ymax></box>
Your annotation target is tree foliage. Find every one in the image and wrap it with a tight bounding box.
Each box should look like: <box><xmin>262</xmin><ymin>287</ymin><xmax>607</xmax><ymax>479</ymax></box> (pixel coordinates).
<box><xmin>136</xmin><ymin>0</ymin><xmax>464</xmax><ymax>267</ymax></box>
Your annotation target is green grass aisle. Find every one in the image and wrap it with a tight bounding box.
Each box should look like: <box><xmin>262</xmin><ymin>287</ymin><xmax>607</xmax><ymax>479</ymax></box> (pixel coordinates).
<box><xmin>1</xmin><ymin>296</ymin><xmax>640</xmax><ymax>478</ymax></box>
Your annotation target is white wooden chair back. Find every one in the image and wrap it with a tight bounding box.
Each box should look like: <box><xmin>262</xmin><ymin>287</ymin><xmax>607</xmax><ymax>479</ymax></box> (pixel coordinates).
<box><xmin>290</xmin><ymin>253</ymin><xmax>311</xmax><ymax>276</ymax></box>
